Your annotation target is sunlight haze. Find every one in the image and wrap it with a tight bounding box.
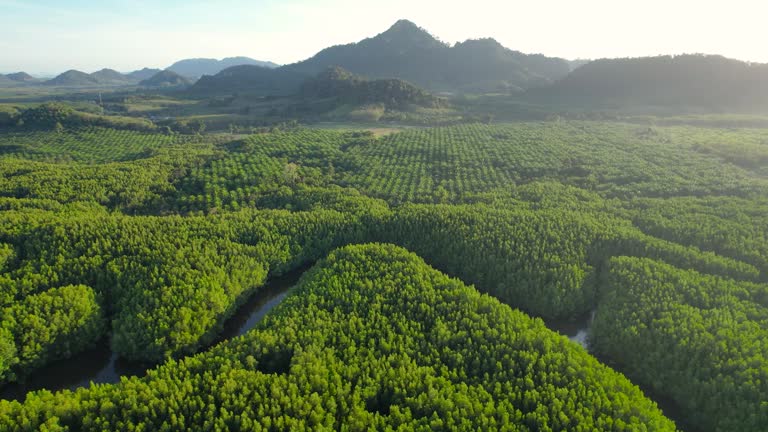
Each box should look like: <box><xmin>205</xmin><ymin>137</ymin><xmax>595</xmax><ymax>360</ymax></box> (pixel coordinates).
<box><xmin>1</xmin><ymin>0</ymin><xmax>766</xmax><ymax>75</ymax></box>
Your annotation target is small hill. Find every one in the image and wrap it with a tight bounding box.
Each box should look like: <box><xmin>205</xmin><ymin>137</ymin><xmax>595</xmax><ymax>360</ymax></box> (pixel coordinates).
<box><xmin>167</xmin><ymin>57</ymin><xmax>279</xmax><ymax>78</ymax></box>
<box><xmin>126</xmin><ymin>68</ymin><xmax>162</xmax><ymax>82</ymax></box>
<box><xmin>5</xmin><ymin>72</ymin><xmax>37</xmax><ymax>82</ymax></box>
<box><xmin>90</xmin><ymin>68</ymin><xmax>131</xmax><ymax>85</ymax></box>
<box><xmin>17</xmin><ymin>102</ymin><xmax>156</xmax><ymax>131</ymax></box>
<box><xmin>533</xmin><ymin>54</ymin><xmax>768</xmax><ymax>111</ymax></box>
<box><xmin>301</xmin><ymin>66</ymin><xmax>445</xmax><ymax>109</ymax></box>
<box><xmin>188</xmin><ymin>64</ymin><xmax>306</xmax><ymax>96</ymax></box>
<box><xmin>44</xmin><ymin>70</ymin><xmax>99</xmax><ymax>86</ymax></box>
<box><xmin>139</xmin><ymin>70</ymin><xmax>191</xmax><ymax>88</ymax></box>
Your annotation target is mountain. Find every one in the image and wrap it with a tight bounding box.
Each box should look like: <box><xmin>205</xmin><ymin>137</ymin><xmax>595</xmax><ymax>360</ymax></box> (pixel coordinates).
<box><xmin>167</xmin><ymin>57</ymin><xmax>280</xmax><ymax>78</ymax></box>
<box><xmin>199</xmin><ymin>20</ymin><xmax>570</xmax><ymax>96</ymax></box>
<box><xmin>283</xmin><ymin>20</ymin><xmax>447</xmax><ymax>89</ymax></box>
<box><xmin>444</xmin><ymin>38</ymin><xmax>569</xmax><ymax>92</ymax></box>
<box><xmin>188</xmin><ymin>65</ymin><xmax>306</xmax><ymax>96</ymax></box>
<box><xmin>90</xmin><ymin>68</ymin><xmax>131</xmax><ymax>85</ymax></box>
<box><xmin>5</xmin><ymin>72</ymin><xmax>37</xmax><ymax>82</ymax></box>
<box><xmin>282</xmin><ymin>20</ymin><xmax>570</xmax><ymax>92</ymax></box>
<box><xmin>531</xmin><ymin>54</ymin><xmax>768</xmax><ymax>111</ymax></box>
<box><xmin>44</xmin><ymin>70</ymin><xmax>99</xmax><ymax>86</ymax></box>
<box><xmin>139</xmin><ymin>70</ymin><xmax>191</xmax><ymax>88</ymax></box>
<box><xmin>300</xmin><ymin>66</ymin><xmax>445</xmax><ymax>108</ymax></box>
<box><xmin>126</xmin><ymin>68</ymin><xmax>162</xmax><ymax>82</ymax></box>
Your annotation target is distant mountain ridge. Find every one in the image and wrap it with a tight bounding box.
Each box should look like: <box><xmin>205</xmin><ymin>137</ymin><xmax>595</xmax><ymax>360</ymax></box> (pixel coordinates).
<box><xmin>531</xmin><ymin>54</ymin><xmax>768</xmax><ymax>110</ymax></box>
<box><xmin>167</xmin><ymin>57</ymin><xmax>280</xmax><ymax>78</ymax></box>
<box><xmin>6</xmin><ymin>21</ymin><xmax>768</xmax><ymax>112</ymax></box>
<box><xmin>282</xmin><ymin>20</ymin><xmax>570</xmax><ymax>93</ymax></box>
<box><xmin>189</xmin><ymin>65</ymin><xmax>306</xmax><ymax>96</ymax></box>
<box><xmin>43</xmin><ymin>68</ymin><xmax>161</xmax><ymax>87</ymax></box>
<box><xmin>194</xmin><ymin>20</ymin><xmax>571</xmax><ymax>96</ymax></box>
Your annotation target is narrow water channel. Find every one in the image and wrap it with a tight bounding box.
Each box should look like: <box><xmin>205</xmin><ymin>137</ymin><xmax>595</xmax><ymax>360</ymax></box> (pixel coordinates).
<box><xmin>0</xmin><ymin>272</ymin><xmax>702</xmax><ymax>432</ymax></box>
<box><xmin>0</xmin><ymin>287</ymin><xmax>602</xmax><ymax>402</ymax></box>
<box><xmin>0</xmin><ymin>267</ymin><xmax>307</xmax><ymax>402</ymax></box>
<box><xmin>548</xmin><ymin>310</ymin><xmax>701</xmax><ymax>432</ymax></box>
<box><xmin>547</xmin><ymin>310</ymin><xmax>594</xmax><ymax>349</ymax></box>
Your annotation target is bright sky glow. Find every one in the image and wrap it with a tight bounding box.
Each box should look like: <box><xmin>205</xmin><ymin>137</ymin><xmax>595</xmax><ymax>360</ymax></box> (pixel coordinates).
<box><xmin>1</xmin><ymin>0</ymin><xmax>766</xmax><ymax>76</ymax></box>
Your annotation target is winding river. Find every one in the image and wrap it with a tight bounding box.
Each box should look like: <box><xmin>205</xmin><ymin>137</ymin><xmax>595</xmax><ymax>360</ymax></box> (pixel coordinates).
<box><xmin>0</xmin><ymin>267</ymin><xmax>306</xmax><ymax>402</ymax></box>
<box><xmin>0</xmin><ymin>265</ymin><xmax>594</xmax><ymax>402</ymax></box>
<box><xmin>0</xmin><ymin>269</ymin><xmax>697</xmax><ymax>430</ymax></box>
<box><xmin>1</xmin><ymin>266</ymin><xmax>594</xmax><ymax>403</ymax></box>
<box><xmin>4</xmin><ymin>271</ymin><xmax>695</xmax><ymax>428</ymax></box>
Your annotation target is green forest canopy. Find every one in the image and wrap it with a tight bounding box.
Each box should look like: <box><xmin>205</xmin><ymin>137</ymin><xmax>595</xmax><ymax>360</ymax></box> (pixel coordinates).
<box><xmin>0</xmin><ymin>244</ymin><xmax>677</xmax><ymax>431</ymax></box>
<box><xmin>0</xmin><ymin>121</ymin><xmax>766</xmax><ymax>431</ymax></box>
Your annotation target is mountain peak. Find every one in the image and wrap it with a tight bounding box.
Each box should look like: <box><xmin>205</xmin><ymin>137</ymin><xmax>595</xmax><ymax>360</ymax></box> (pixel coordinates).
<box><xmin>388</xmin><ymin>19</ymin><xmax>420</xmax><ymax>31</ymax></box>
<box><xmin>373</xmin><ymin>19</ymin><xmax>445</xmax><ymax>51</ymax></box>
<box><xmin>274</xmin><ymin>20</ymin><xmax>570</xmax><ymax>93</ymax></box>
<box><xmin>382</xmin><ymin>19</ymin><xmax>431</xmax><ymax>38</ymax></box>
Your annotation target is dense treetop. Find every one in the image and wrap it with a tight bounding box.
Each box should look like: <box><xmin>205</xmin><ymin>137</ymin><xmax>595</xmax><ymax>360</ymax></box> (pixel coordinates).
<box><xmin>592</xmin><ymin>257</ymin><xmax>768</xmax><ymax>432</ymax></box>
<box><xmin>0</xmin><ymin>244</ymin><xmax>677</xmax><ymax>431</ymax></box>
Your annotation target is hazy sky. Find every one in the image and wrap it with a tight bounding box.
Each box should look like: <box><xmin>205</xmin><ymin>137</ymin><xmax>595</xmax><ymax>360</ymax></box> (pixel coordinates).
<box><xmin>1</xmin><ymin>0</ymin><xmax>766</xmax><ymax>75</ymax></box>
